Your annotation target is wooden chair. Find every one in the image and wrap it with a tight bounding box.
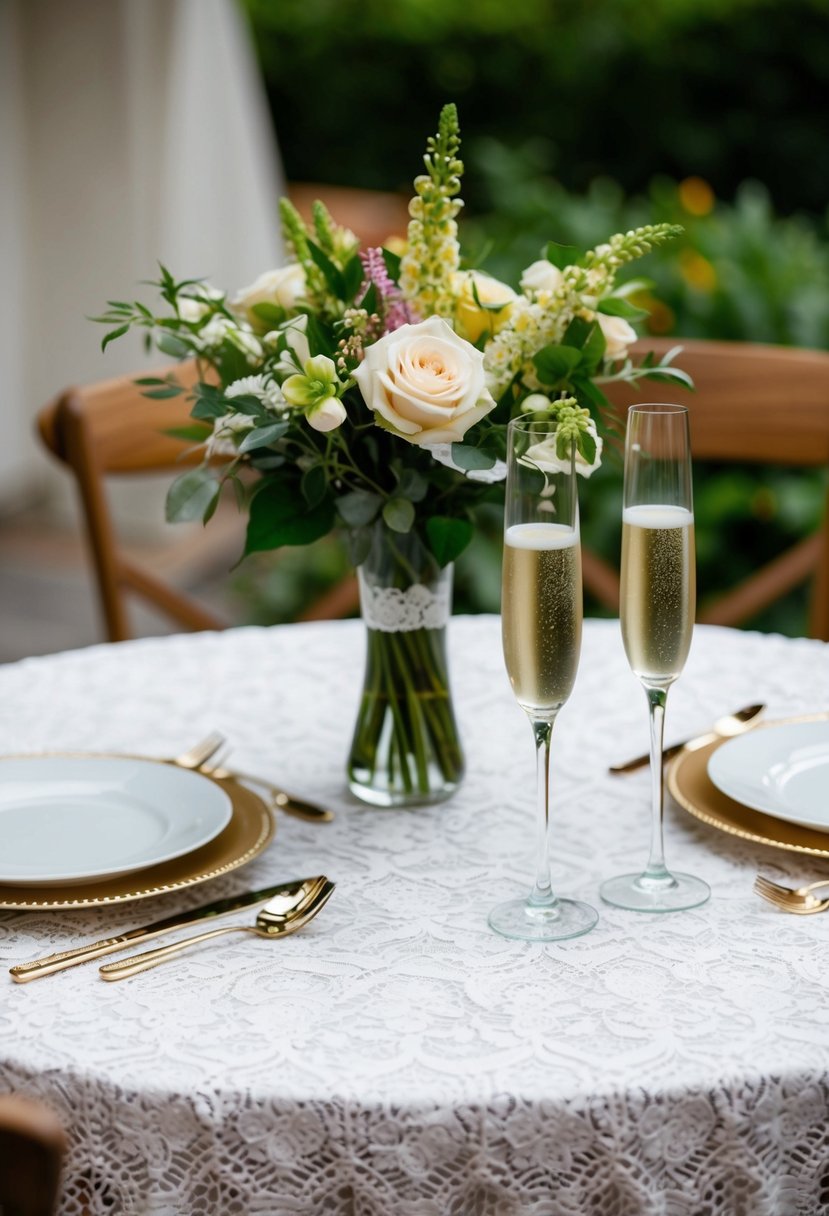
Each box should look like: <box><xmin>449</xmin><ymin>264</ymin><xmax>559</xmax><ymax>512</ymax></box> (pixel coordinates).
<box><xmin>37</xmin><ymin>361</ymin><xmax>358</xmax><ymax>642</ymax></box>
<box><xmin>0</xmin><ymin>1094</ymin><xmax>66</xmax><ymax>1216</ymax></box>
<box><xmin>588</xmin><ymin>336</ymin><xmax>829</xmax><ymax>640</ymax></box>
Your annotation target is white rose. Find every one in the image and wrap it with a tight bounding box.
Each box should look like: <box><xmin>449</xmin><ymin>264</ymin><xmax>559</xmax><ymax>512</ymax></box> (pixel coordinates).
<box><xmin>597</xmin><ymin>312</ymin><xmax>637</xmax><ymax>361</ymax></box>
<box><xmin>450</xmin><ymin>270</ymin><xmax>516</xmax><ymax>344</ymax></box>
<box><xmin>353</xmin><ymin>316</ymin><xmax>497</xmax><ymax>446</ymax></box>
<box><xmin>520</xmin><ymin>260</ymin><xmax>565</xmax><ymax>296</ymax></box>
<box><xmin>231</xmin><ymin>264</ymin><xmax>307</xmax><ymax>327</ymax></box>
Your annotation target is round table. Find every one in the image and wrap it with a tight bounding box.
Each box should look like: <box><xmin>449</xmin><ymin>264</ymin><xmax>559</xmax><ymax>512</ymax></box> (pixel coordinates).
<box><xmin>2</xmin><ymin>617</ymin><xmax>828</xmax><ymax>1215</ymax></box>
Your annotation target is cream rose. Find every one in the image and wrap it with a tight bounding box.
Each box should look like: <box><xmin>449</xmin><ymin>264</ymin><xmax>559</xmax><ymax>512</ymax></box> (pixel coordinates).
<box><xmin>522</xmin><ymin>429</ymin><xmax>604</xmax><ymax>479</ymax></box>
<box><xmin>597</xmin><ymin>312</ymin><xmax>637</xmax><ymax>361</ymax></box>
<box><xmin>354</xmin><ymin>317</ymin><xmax>497</xmax><ymax>446</ymax></box>
<box><xmin>231</xmin><ymin>264</ymin><xmax>307</xmax><ymax>328</ymax></box>
<box><xmin>450</xmin><ymin>270</ymin><xmax>516</xmax><ymax>344</ymax></box>
<box><xmin>520</xmin><ymin>259</ymin><xmax>565</xmax><ymax>296</ymax></box>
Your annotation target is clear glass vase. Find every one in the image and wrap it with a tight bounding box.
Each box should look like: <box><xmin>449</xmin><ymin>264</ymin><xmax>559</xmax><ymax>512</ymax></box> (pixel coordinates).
<box><xmin>347</xmin><ymin>525</ymin><xmax>465</xmax><ymax>808</ymax></box>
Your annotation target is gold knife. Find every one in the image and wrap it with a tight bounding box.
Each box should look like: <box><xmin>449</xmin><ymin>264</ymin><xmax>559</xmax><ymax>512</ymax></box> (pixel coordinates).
<box><xmin>9</xmin><ymin>876</ymin><xmax>326</xmax><ymax>983</ymax></box>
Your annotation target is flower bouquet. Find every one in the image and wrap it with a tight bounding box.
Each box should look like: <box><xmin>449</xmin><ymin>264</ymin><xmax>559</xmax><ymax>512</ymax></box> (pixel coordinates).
<box><xmin>97</xmin><ymin>103</ymin><xmax>689</xmax><ymax>807</ymax></box>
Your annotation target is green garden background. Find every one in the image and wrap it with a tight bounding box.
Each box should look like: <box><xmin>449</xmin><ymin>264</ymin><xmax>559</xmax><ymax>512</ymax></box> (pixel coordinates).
<box><xmin>236</xmin><ymin>0</ymin><xmax>829</xmax><ymax>635</ymax></box>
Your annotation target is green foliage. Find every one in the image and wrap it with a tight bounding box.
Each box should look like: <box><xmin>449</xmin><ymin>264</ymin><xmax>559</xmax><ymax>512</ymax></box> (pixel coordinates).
<box><xmin>241</xmin><ymin>0</ymin><xmax>829</xmax><ymax>217</ymax></box>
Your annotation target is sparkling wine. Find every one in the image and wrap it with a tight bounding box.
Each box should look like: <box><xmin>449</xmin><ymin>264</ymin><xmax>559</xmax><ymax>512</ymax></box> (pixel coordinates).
<box><xmin>502</xmin><ymin>522</ymin><xmax>582</xmax><ymax>716</ymax></box>
<box><xmin>620</xmin><ymin>504</ymin><xmax>695</xmax><ymax>683</ymax></box>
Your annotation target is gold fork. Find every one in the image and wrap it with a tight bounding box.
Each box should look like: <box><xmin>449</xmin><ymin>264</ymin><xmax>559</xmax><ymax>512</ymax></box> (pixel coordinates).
<box><xmin>172</xmin><ymin>732</ymin><xmax>226</xmax><ymax>770</ymax></box>
<box><xmin>753</xmin><ymin>874</ymin><xmax>829</xmax><ymax>914</ymax></box>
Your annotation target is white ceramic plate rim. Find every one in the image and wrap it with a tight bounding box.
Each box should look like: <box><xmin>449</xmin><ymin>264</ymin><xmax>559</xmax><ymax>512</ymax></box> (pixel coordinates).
<box><xmin>0</xmin><ymin>754</ymin><xmax>232</xmax><ymax>884</ymax></box>
<box><xmin>707</xmin><ymin>720</ymin><xmax>829</xmax><ymax>829</ymax></box>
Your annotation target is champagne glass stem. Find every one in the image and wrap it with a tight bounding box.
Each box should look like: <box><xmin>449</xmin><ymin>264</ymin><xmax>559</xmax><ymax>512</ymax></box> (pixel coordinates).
<box><xmin>643</xmin><ymin>685</ymin><xmax>671</xmax><ymax>882</ymax></box>
<box><xmin>530</xmin><ymin>716</ymin><xmax>557</xmax><ymax>907</ymax></box>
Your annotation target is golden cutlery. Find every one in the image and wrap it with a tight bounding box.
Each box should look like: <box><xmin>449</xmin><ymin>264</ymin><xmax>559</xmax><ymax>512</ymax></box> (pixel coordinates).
<box><xmin>9</xmin><ymin>877</ymin><xmax>324</xmax><ymax>983</ymax></box>
<box><xmin>99</xmin><ymin>877</ymin><xmax>335</xmax><ymax>980</ymax></box>
<box><xmin>202</xmin><ymin>762</ymin><xmax>333</xmax><ymax>823</ymax></box>
<box><xmin>753</xmin><ymin>874</ymin><xmax>829</xmax><ymax>914</ymax></box>
<box><xmin>171</xmin><ymin>731</ymin><xmax>226</xmax><ymax>770</ymax></box>
<box><xmin>609</xmin><ymin>703</ymin><xmax>765</xmax><ymax>774</ymax></box>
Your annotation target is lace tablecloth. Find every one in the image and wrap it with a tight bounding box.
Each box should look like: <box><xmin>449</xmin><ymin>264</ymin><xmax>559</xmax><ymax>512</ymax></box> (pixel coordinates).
<box><xmin>2</xmin><ymin>617</ymin><xmax>828</xmax><ymax>1216</ymax></box>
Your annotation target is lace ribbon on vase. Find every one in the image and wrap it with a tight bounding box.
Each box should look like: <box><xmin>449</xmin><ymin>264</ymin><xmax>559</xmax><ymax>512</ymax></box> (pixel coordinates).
<box><xmin>359</xmin><ymin>580</ymin><xmax>452</xmax><ymax>632</ymax></box>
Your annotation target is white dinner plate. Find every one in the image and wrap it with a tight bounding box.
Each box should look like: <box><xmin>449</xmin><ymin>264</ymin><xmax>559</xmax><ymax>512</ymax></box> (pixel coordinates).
<box><xmin>707</xmin><ymin>720</ymin><xmax>829</xmax><ymax>830</ymax></box>
<box><xmin>0</xmin><ymin>755</ymin><xmax>233</xmax><ymax>884</ymax></box>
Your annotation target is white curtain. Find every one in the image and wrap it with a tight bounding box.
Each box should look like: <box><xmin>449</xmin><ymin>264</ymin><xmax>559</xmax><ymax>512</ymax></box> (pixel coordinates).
<box><xmin>0</xmin><ymin>0</ymin><xmax>285</xmax><ymax>515</ymax></box>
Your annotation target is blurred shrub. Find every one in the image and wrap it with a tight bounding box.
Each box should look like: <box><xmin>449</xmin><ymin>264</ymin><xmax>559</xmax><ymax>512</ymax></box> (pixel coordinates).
<box><xmin>242</xmin><ymin>0</ymin><xmax>829</xmax><ymax>217</ymax></box>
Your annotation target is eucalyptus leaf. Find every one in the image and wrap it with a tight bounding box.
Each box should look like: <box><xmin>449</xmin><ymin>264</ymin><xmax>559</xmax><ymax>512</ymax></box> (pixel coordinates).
<box><xmin>337</xmin><ymin>490</ymin><xmax>382</xmax><ymax>527</ymax></box>
<box><xmin>156</xmin><ymin>332</ymin><xmax>190</xmax><ymax>358</ymax></box>
<box><xmin>450</xmin><ymin>443</ymin><xmax>496</xmax><ymax>471</ymax></box>
<box><xmin>382</xmin><ymin>497</ymin><xmax>415</xmax><ymax>533</ymax></box>
<box><xmin>165</xmin><ymin>468</ymin><xmax>220</xmax><ymax>523</ymax></box>
<box><xmin>238</xmin><ymin>422</ymin><xmax>288</xmax><ymax>453</ymax></box>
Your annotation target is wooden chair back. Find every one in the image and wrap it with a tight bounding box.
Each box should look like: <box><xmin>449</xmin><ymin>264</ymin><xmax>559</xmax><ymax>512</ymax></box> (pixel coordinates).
<box><xmin>37</xmin><ymin>360</ymin><xmax>358</xmax><ymax>642</ymax></box>
<box><xmin>589</xmin><ymin>336</ymin><xmax>829</xmax><ymax>639</ymax></box>
<box><xmin>0</xmin><ymin>1094</ymin><xmax>66</xmax><ymax>1216</ymax></box>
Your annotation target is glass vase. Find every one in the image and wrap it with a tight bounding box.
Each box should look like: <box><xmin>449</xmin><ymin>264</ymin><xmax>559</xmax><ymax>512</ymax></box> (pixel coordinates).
<box><xmin>347</xmin><ymin>525</ymin><xmax>465</xmax><ymax>808</ymax></box>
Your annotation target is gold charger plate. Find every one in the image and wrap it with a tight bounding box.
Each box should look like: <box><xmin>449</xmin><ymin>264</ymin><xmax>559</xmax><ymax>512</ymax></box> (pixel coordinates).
<box><xmin>0</xmin><ymin>773</ymin><xmax>275</xmax><ymax>910</ymax></box>
<box><xmin>667</xmin><ymin>713</ymin><xmax>829</xmax><ymax>857</ymax></box>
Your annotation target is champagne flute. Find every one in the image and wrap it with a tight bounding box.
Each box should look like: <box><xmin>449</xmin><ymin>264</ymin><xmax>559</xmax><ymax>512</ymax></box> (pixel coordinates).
<box><xmin>600</xmin><ymin>403</ymin><xmax>710</xmax><ymax>912</ymax></box>
<box><xmin>490</xmin><ymin>415</ymin><xmax>598</xmax><ymax>941</ymax></box>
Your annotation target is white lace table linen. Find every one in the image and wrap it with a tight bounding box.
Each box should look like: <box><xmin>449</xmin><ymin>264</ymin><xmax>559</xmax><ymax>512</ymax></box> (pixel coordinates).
<box><xmin>1</xmin><ymin>618</ymin><xmax>828</xmax><ymax>1216</ymax></box>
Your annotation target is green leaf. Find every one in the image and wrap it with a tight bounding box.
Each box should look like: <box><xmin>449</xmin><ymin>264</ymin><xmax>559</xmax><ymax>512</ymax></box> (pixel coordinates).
<box><xmin>561</xmin><ymin>316</ymin><xmax>594</xmax><ymax>350</ymax></box>
<box><xmin>336</xmin><ymin>490</ymin><xmax>382</xmax><ymax>526</ymax></box>
<box><xmin>163</xmin><ymin>424</ymin><xmax>213</xmax><ymax>443</ymax></box>
<box><xmin>449</xmin><ymin>443</ymin><xmax>496</xmax><ymax>471</ymax></box>
<box><xmin>141</xmin><ymin>386</ymin><xmax>185</xmax><ymax>399</ymax></box>
<box><xmin>156</xmin><ymin>332</ymin><xmax>190</xmax><ymax>358</ymax></box>
<box><xmin>101</xmin><ymin>324</ymin><xmax>129</xmax><ymax>352</ymax></box>
<box><xmin>165</xmin><ymin>468</ymin><xmax>220</xmax><ymax>523</ymax></box>
<box><xmin>244</xmin><ymin>480</ymin><xmax>334</xmax><ymax>554</ymax></box>
<box><xmin>237</xmin><ymin>422</ymin><xmax>288</xmax><ymax>453</ymax></box>
<box><xmin>251</xmin><ymin>301</ymin><xmax>285</xmax><ymax>326</ymax></box>
<box><xmin>382</xmin><ymin>497</ymin><xmax>415</xmax><ymax>533</ymax></box>
<box><xmin>532</xmin><ymin>343</ymin><xmax>582</xmax><ymax>385</ymax></box>
<box><xmin>308</xmin><ymin>240</ymin><xmax>346</xmax><ymax>299</ymax></box>
<box><xmin>545</xmin><ymin>241</ymin><xmax>581</xmax><ymax>270</ymax></box>
<box><xmin>343</xmin><ymin>253</ymin><xmax>364</xmax><ymax>301</ymax></box>
<box><xmin>301</xmin><ymin>464</ymin><xmax>327</xmax><ymax>508</ymax></box>
<box><xmin>382</xmin><ymin>248</ymin><xmax>402</xmax><ymax>281</ymax></box>
<box><xmin>425</xmin><ymin>515</ymin><xmax>474</xmax><ymax>566</ymax></box>
<box><xmin>579</xmin><ymin>429</ymin><xmax>597</xmax><ymax>465</ymax></box>
<box><xmin>134</xmin><ymin>377</ymin><xmax>169</xmax><ymax>387</ymax></box>
<box><xmin>597</xmin><ymin>296</ymin><xmax>648</xmax><ymax>322</ymax></box>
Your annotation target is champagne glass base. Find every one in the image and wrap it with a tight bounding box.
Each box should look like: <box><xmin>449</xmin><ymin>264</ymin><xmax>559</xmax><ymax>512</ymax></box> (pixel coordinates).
<box><xmin>488</xmin><ymin>896</ymin><xmax>598</xmax><ymax>942</ymax></box>
<box><xmin>599</xmin><ymin>871</ymin><xmax>710</xmax><ymax>913</ymax></box>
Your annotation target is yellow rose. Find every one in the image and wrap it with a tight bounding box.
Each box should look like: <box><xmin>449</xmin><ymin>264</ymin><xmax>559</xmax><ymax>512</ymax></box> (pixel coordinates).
<box><xmin>353</xmin><ymin>317</ymin><xmax>496</xmax><ymax>446</ymax></box>
<box><xmin>450</xmin><ymin>270</ymin><xmax>516</xmax><ymax>344</ymax></box>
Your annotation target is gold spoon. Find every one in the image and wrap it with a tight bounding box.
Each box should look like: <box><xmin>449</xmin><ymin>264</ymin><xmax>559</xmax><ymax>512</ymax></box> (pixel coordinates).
<box><xmin>99</xmin><ymin>877</ymin><xmax>335</xmax><ymax>980</ymax></box>
<box><xmin>609</xmin><ymin>702</ymin><xmax>766</xmax><ymax>774</ymax></box>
